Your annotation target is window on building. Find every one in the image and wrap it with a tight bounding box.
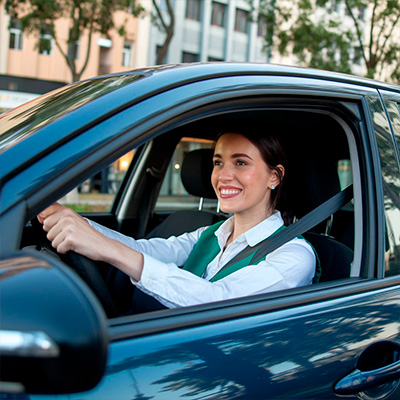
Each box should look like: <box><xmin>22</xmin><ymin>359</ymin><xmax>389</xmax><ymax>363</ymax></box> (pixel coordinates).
<box><xmin>235</xmin><ymin>8</ymin><xmax>249</xmax><ymax>33</ymax></box>
<box><xmin>182</xmin><ymin>51</ymin><xmax>199</xmax><ymax>63</ymax></box>
<box><xmin>186</xmin><ymin>0</ymin><xmax>201</xmax><ymax>21</ymax></box>
<box><xmin>156</xmin><ymin>45</ymin><xmax>167</xmax><ymax>65</ymax></box>
<box><xmin>122</xmin><ymin>40</ymin><xmax>133</xmax><ymax>67</ymax></box>
<box><xmin>257</xmin><ymin>15</ymin><xmax>267</xmax><ymax>37</ymax></box>
<box><xmin>9</xmin><ymin>19</ymin><xmax>23</xmax><ymax>50</ymax></box>
<box><xmin>208</xmin><ymin>56</ymin><xmax>223</xmax><ymax>61</ymax></box>
<box><xmin>211</xmin><ymin>1</ymin><xmax>226</xmax><ymax>27</ymax></box>
<box><xmin>38</xmin><ymin>27</ymin><xmax>53</xmax><ymax>55</ymax></box>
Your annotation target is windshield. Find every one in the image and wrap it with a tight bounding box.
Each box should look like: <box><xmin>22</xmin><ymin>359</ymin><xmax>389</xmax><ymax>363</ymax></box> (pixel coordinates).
<box><xmin>0</xmin><ymin>74</ymin><xmax>144</xmax><ymax>151</ymax></box>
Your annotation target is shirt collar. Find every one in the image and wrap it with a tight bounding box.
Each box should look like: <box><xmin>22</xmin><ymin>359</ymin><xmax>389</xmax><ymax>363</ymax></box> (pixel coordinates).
<box><xmin>215</xmin><ymin>211</ymin><xmax>284</xmax><ymax>247</ymax></box>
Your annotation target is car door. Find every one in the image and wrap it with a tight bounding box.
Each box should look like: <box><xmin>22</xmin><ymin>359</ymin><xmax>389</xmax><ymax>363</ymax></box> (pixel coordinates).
<box><xmin>2</xmin><ymin>71</ymin><xmax>400</xmax><ymax>400</ymax></box>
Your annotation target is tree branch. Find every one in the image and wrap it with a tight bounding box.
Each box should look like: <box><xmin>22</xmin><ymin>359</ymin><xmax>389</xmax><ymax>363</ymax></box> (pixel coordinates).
<box><xmin>344</xmin><ymin>0</ymin><xmax>368</xmax><ymax>67</ymax></box>
<box><xmin>77</xmin><ymin>18</ymin><xmax>94</xmax><ymax>81</ymax></box>
<box><xmin>54</xmin><ymin>35</ymin><xmax>75</xmax><ymax>74</ymax></box>
<box><xmin>368</xmin><ymin>0</ymin><xmax>378</xmax><ymax>63</ymax></box>
<box><xmin>152</xmin><ymin>0</ymin><xmax>168</xmax><ymax>33</ymax></box>
<box><xmin>375</xmin><ymin>12</ymin><xmax>400</xmax><ymax>65</ymax></box>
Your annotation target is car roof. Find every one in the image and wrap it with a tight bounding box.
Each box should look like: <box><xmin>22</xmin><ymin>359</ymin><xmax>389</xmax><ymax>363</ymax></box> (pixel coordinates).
<box><xmin>1</xmin><ymin>62</ymin><xmax>399</xmax><ymax>182</ymax></box>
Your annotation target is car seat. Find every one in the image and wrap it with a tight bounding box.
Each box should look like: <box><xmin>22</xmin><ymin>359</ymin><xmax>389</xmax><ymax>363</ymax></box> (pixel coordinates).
<box><xmin>286</xmin><ymin>155</ymin><xmax>354</xmax><ymax>282</ymax></box>
<box><xmin>145</xmin><ymin>148</ymin><xmax>226</xmax><ymax>239</ymax></box>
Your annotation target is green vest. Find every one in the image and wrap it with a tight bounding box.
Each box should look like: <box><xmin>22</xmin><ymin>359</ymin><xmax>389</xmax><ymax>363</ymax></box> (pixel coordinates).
<box><xmin>182</xmin><ymin>221</ymin><xmax>321</xmax><ymax>283</ymax></box>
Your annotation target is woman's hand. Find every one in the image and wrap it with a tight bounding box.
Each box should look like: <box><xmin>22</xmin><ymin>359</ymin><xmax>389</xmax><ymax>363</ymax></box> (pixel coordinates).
<box><xmin>37</xmin><ymin>203</ymin><xmax>111</xmax><ymax>261</ymax></box>
<box><xmin>37</xmin><ymin>203</ymin><xmax>144</xmax><ymax>281</ymax></box>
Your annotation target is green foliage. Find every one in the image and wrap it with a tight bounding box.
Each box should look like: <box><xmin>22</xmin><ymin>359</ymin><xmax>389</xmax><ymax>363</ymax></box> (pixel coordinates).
<box><xmin>253</xmin><ymin>0</ymin><xmax>400</xmax><ymax>82</ymax></box>
<box><xmin>4</xmin><ymin>0</ymin><xmax>144</xmax><ymax>81</ymax></box>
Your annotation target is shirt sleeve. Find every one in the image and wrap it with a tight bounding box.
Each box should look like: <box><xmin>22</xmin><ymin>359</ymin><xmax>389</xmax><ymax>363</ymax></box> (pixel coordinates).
<box><xmin>87</xmin><ymin>219</ymin><xmax>206</xmax><ymax>266</ymax></box>
<box><xmin>136</xmin><ymin>237</ymin><xmax>316</xmax><ymax>309</ymax></box>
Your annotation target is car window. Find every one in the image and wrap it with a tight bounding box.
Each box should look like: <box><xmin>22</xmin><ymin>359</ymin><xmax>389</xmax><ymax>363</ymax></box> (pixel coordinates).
<box><xmin>60</xmin><ymin>150</ymin><xmax>134</xmax><ymax>212</ymax></box>
<box><xmin>382</xmin><ymin>159</ymin><xmax>400</xmax><ymax>277</ymax></box>
<box><xmin>154</xmin><ymin>137</ymin><xmax>218</xmax><ymax>212</ymax></box>
<box><xmin>384</xmin><ymin>101</ymin><xmax>400</xmax><ymax>276</ymax></box>
<box><xmin>385</xmin><ymin>100</ymin><xmax>400</xmax><ymax>151</ymax></box>
<box><xmin>369</xmin><ymin>98</ymin><xmax>400</xmax><ymax>277</ymax></box>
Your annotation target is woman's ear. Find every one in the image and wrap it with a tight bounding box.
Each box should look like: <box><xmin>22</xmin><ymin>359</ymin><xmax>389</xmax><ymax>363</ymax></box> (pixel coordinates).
<box><xmin>270</xmin><ymin>165</ymin><xmax>285</xmax><ymax>189</ymax></box>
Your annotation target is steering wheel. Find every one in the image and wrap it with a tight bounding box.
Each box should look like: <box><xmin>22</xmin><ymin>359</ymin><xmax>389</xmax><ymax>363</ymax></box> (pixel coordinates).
<box><xmin>31</xmin><ymin>217</ymin><xmax>117</xmax><ymax>318</ymax></box>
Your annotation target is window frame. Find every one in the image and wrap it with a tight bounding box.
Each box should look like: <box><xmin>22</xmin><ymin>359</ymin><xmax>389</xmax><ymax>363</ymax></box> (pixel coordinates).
<box><xmin>182</xmin><ymin>51</ymin><xmax>199</xmax><ymax>63</ymax></box>
<box><xmin>9</xmin><ymin>27</ymin><xmax>23</xmax><ymax>50</ymax></box>
<box><xmin>378</xmin><ymin>91</ymin><xmax>400</xmax><ymax>277</ymax></box>
<box><xmin>186</xmin><ymin>0</ymin><xmax>202</xmax><ymax>21</ymax></box>
<box><xmin>211</xmin><ymin>1</ymin><xmax>226</xmax><ymax>27</ymax></box>
<box><xmin>38</xmin><ymin>32</ymin><xmax>53</xmax><ymax>55</ymax></box>
<box><xmin>235</xmin><ymin>8</ymin><xmax>249</xmax><ymax>33</ymax></box>
<box><xmin>122</xmin><ymin>40</ymin><xmax>133</xmax><ymax>67</ymax></box>
<box><xmin>257</xmin><ymin>15</ymin><xmax>267</xmax><ymax>37</ymax></box>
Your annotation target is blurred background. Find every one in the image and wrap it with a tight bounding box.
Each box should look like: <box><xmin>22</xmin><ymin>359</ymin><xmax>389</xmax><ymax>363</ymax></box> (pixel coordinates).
<box><xmin>0</xmin><ymin>0</ymin><xmax>398</xmax><ymax>211</ymax></box>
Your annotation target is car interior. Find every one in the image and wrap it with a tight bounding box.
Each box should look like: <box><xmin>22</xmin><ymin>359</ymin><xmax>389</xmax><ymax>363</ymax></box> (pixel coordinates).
<box><xmin>22</xmin><ymin>99</ymin><xmax>360</xmax><ymax>319</ymax></box>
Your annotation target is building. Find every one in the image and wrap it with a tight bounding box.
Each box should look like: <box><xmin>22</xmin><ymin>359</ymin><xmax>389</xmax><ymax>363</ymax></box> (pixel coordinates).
<box><xmin>147</xmin><ymin>0</ymin><xmax>271</xmax><ymax>66</ymax></box>
<box><xmin>147</xmin><ymin>0</ymin><xmax>399</xmax><ymax>84</ymax></box>
<box><xmin>0</xmin><ymin>1</ymin><xmax>152</xmax><ymax>112</ymax></box>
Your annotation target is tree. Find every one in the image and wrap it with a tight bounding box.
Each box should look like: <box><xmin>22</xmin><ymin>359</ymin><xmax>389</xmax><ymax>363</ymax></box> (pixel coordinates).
<box><xmin>151</xmin><ymin>0</ymin><xmax>174</xmax><ymax>65</ymax></box>
<box><xmin>4</xmin><ymin>0</ymin><xmax>144</xmax><ymax>82</ymax></box>
<box><xmin>254</xmin><ymin>0</ymin><xmax>400</xmax><ymax>82</ymax></box>
<box><xmin>341</xmin><ymin>0</ymin><xmax>400</xmax><ymax>79</ymax></box>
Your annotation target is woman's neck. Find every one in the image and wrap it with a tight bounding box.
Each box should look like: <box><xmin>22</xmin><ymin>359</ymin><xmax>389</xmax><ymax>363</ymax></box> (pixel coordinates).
<box><xmin>230</xmin><ymin>208</ymin><xmax>274</xmax><ymax>242</ymax></box>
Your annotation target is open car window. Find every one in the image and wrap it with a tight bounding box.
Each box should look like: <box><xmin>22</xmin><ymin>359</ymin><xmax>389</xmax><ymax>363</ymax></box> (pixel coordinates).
<box><xmin>20</xmin><ymin>97</ymin><xmax>363</xmax><ymax>321</ymax></box>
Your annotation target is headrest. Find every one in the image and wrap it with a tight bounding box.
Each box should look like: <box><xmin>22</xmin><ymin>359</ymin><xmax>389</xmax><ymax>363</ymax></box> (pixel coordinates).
<box><xmin>287</xmin><ymin>156</ymin><xmax>341</xmax><ymax>219</ymax></box>
<box><xmin>181</xmin><ymin>149</ymin><xmax>217</xmax><ymax>199</ymax></box>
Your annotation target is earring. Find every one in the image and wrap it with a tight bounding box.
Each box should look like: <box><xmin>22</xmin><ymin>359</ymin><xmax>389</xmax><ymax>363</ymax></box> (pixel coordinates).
<box><xmin>271</xmin><ymin>185</ymin><xmax>275</xmax><ymax>190</ymax></box>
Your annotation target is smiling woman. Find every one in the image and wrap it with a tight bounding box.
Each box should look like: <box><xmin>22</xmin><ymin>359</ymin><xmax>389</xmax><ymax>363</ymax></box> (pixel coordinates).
<box><xmin>37</xmin><ymin>129</ymin><xmax>317</xmax><ymax>310</ymax></box>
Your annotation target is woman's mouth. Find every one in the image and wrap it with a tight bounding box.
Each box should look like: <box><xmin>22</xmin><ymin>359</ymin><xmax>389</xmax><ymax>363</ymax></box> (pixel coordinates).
<box><xmin>220</xmin><ymin>188</ymin><xmax>242</xmax><ymax>198</ymax></box>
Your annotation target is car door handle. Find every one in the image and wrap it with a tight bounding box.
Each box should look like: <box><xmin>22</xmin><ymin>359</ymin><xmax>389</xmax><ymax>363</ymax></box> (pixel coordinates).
<box><xmin>334</xmin><ymin>359</ymin><xmax>400</xmax><ymax>395</ymax></box>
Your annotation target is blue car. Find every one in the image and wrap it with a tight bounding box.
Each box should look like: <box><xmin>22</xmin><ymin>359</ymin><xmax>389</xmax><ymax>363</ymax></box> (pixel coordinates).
<box><xmin>0</xmin><ymin>63</ymin><xmax>400</xmax><ymax>399</ymax></box>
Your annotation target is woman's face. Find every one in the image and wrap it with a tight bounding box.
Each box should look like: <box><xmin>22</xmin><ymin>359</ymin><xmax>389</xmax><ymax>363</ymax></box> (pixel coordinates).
<box><xmin>211</xmin><ymin>133</ymin><xmax>280</xmax><ymax>219</ymax></box>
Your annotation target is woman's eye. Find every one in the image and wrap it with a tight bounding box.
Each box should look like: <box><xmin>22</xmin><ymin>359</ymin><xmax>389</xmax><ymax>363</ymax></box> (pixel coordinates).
<box><xmin>236</xmin><ymin>160</ymin><xmax>247</xmax><ymax>166</ymax></box>
<box><xmin>213</xmin><ymin>160</ymin><xmax>222</xmax><ymax>166</ymax></box>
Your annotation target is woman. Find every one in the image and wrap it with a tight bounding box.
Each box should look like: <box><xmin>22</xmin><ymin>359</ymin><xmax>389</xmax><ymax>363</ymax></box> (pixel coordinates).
<box><xmin>38</xmin><ymin>131</ymin><xmax>316</xmax><ymax>308</ymax></box>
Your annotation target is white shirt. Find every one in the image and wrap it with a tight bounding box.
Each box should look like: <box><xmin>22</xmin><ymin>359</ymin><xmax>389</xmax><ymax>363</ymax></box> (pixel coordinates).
<box><xmin>88</xmin><ymin>211</ymin><xmax>316</xmax><ymax>309</ymax></box>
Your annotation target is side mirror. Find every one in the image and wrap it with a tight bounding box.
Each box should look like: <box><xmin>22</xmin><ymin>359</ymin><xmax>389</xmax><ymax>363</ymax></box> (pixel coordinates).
<box><xmin>0</xmin><ymin>252</ymin><xmax>108</xmax><ymax>395</ymax></box>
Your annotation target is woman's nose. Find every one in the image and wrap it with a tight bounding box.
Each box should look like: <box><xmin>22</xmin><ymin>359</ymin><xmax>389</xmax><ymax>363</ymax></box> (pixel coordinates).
<box><xmin>216</xmin><ymin>164</ymin><xmax>233</xmax><ymax>181</ymax></box>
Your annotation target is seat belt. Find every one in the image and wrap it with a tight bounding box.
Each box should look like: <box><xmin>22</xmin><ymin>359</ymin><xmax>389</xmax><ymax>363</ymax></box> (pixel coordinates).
<box><xmin>221</xmin><ymin>184</ymin><xmax>353</xmax><ymax>269</ymax></box>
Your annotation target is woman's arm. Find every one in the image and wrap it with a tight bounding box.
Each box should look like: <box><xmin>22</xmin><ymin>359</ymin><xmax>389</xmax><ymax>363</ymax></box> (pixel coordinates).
<box><xmin>38</xmin><ymin>203</ymin><xmax>204</xmax><ymax>281</ymax></box>
<box><xmin>135</xmin><ymin>238</ymin><xmax>316</xmax><ymax>308</ymax></box>
<box><xmin>87</xmin><ymin>219</ymin><xmax>205</xmax><ymax>266</ymax></box>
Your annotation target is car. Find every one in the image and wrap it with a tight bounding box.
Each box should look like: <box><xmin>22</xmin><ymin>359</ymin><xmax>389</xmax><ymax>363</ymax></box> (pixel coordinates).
<box><xmin>0</xmin><ymin>63</ymin><xmax>400</xmax><ymax>400</ymax></box>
